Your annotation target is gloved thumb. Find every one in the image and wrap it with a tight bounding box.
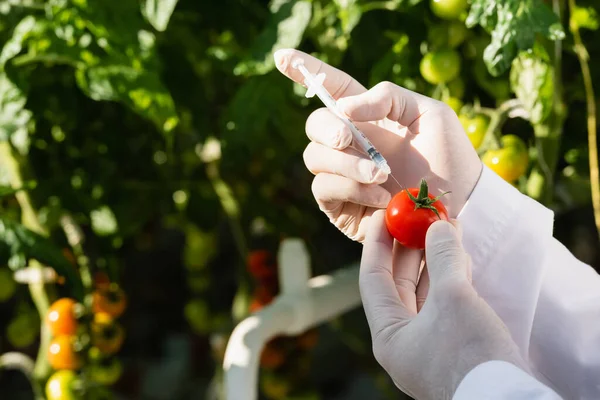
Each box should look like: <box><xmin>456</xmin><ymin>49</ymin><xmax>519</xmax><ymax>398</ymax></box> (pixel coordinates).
<box><xmin>424</xmin><ymin>220</ymin><xmax>469</xmax><ymax>287</ymax></box>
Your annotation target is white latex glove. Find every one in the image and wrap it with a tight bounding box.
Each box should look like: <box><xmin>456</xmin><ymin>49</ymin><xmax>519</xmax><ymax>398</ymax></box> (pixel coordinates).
<box><xmin>274</xmin><ymin>49</ymin><xmax>482</xmax><ymax>243</ymax></box>
<box><xmin>360</xmin><ymin>210</ymin><xmax>530</xmax><ymax>400</ymax></box>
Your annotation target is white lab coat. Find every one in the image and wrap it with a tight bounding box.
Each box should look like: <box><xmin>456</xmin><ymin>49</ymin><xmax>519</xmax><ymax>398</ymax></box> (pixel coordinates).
<box><xmin>451</xmin><ymin>166</ymin><xmax>600</xmax><ymax>399</ymax></box>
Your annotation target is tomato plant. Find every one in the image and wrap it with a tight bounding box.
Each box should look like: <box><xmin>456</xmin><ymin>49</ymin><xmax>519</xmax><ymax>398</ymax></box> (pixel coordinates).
<box><xmin>0</xmin><ymin>0</ymin><xmax>597</xmax><ymax>398</ymax></box>
<box><xmin>385</xmin><ymin>179</ymin><xmax>449</xmax><ymax>250</ymax></box>
<box><xmin>420</xmin><ymin>49</ymin><xmax>462</xmax><ymax>84</ymax></box>
<box><xmin>482</xmin><ymin>135</ymin><xmax>530</xmax><ymax>183</ymax></box>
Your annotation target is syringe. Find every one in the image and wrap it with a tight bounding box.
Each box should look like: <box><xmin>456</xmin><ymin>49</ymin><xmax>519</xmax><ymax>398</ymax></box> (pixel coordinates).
<box><xmin>292</xmin><ymin>60</ymin><xmax>392</xmax><ymax>175</ymax></box>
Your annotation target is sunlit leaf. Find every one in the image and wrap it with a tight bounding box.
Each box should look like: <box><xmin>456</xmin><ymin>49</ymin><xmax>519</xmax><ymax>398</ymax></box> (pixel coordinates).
<box><xmin>510</xmin><ymin>46</ymin><xmax>554</xmax><ymax>124</ymax></box>
<box><xmin>234</xmin><ymin>0</ymin><xmax>312</xmax><ymax>76</ymax></box>
<box><xmin>75</xmin><ymin>65</ymin><xmax>179</xmax><ymax>133</ymax></box>
<box><xmin>466</xmin><ymin>0</ymin><xmax>565</xmax><ymax>76</ymax></box>
<box><xmin>0</xmin><ymin>73</ymin><xmax>31</xmax><ymax>143</ymax></box>
<box><xmin>90</xmin><ymin>205</ymin><xmax>118</xmax><ymax>236</ymax></box>
<box><xmin>141</xmin><ymin>0</ymin><xmax>179</xmax><ymax>32</ymax></box>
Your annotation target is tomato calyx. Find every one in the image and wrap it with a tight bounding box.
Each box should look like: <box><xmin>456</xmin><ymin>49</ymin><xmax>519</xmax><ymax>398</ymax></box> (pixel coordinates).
<box><xmin>405</xmin><ymin>179</ymin><xmax>450</xmax><ymax>219</ymax></box>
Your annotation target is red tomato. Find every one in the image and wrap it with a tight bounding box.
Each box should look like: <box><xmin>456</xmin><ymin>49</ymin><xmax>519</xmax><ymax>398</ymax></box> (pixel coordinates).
<box><xmin>46</xmin><ymin>298</ymin><xmax>80</xmax><ymax>337</ymax></box>
<box><xmin>247</xmin><ymin>250</ymin><xmax>277</xmax><ymax>280</ymax></box>
<box><xmin>249</xmin><ymin>285</ymin><xmax>276</xmax><ymax>313</ymax></box>
<box><xmin>385</xmin><ymin>179</ymin><xmax>449</xmax><ymax>249</ymax></box>
<box><xmin>260</xmin><ymin>340</ymin><xmax>286</xmax><ymax>369</ymax></box>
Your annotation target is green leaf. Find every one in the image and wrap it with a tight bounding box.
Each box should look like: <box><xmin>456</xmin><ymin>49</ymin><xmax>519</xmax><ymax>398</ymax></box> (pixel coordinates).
<box><xmin>234</xmin><ymin>0</ymin><xmax>312</xmax><ymax>76</ymax></box>
<box><xmin>570</xmin><ymin>6</ymin><xmax>599</xmax><ymax>31</ymax></box>
<box><xmin>510</xmin><ymin>46</ymin><xmax>554</xmax><ymax>124</ymax></box>
<box><xmin>141</xmin><ymin>0</ymin><xmax>179</xmax><ymax>32</ymax></box>
<box><xmin>466</xmin><ymin>0</ymin><xmax>565</xmax><ymax>76</ymax></box>
<box><xmin>0</xmin><ymin>181</ymin><xmax>36</xmax><ymax>198</ymax></box>
<box><xmin>0</xmin><ymin>16</ymin><xmax>41</xmax><ymax>69</ymax></box>
<box><xmin>0</xmin><ymin>73</ymin><xmax>31</xmax><ymax>143</ymax></box>
<box><xmin>90</xmin><ymin>205</ymin><xmax>118</xmax><ymax>236</ymax></box>
<box><xmin>0</xmin><ymin>217</ymin><xmax>84</xmax><ymax>299</ymax></box>
<box><xmin>75</xmin><ymin>65</ymin><xmax>179</xmax><ymax>133</ymax></box>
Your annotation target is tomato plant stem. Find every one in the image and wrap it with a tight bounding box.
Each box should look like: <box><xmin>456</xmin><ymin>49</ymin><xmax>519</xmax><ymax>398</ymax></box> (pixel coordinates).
<box><xmin>0</xmin><ymin>142</ymin><xmax>52</xmax><ymax>386</ymax></box>
<box><xmin>0</xmin><ymin>352</ymin><xmax>43</xmax><ymax>399</ymax></box>
<box><xmin>478</xmin><ymin>99</ymin><xmax>523</xmax><ymax>154</ymax></box>
<box><xmin>569</xmin><ymin>0</ymin><xmax>600</xmax><ymax>237</ymax></box>
<box><xmin>60</xmin><ymin>214</ymin><xmax>94</xmax><ymax>294</ymax></box>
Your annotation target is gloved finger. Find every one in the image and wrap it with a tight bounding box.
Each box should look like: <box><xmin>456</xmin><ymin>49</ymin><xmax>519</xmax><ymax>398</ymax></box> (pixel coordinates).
<box><xmin>424</xmin><ymin>220</ymin><xmax>469</xmax><ymax>287</ymax></box>
<box><xmin>448</xmin><ymin>219</ymin><xmax>472</xmax><ymax>284</ymax></box>
<box><xmin>274</xmin><ymin>49</ymin><xmax>366</xmax><ymax>99</ymax></box>
<box><xmin>392</xmin><ymin>243</ymin><xmax>423</xmax><ymax>314</ymax></box>
<box><xmin>415</xmin><ymin>264</ymin><xmax>429</xmax><ymax>312</ymax></box>
<box><xmin>360</xmin><ymin>210</ymin><xmax>413</xmax><ymax>335</ymax></box>
<box><xmin>305</xmin><ymin>108</ymin><xmax>353</xmax><ymax>150</ymax></box>
<box><xmin>337</xmin><ymin>81</ymin><xmax>436</xmax><ymax>131</ymax></box>
<box><xmin>303</xmin><ymin>142</ymin><xmax>389</xmax><ymax>185</ymax></box>
<box><xmin>311</xmin><ymin>173</ymin><xmax>391</xmax><ymax>213</ymax></box>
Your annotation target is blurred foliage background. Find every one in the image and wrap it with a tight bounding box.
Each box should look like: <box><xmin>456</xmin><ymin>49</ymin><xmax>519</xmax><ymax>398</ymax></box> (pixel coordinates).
<box><xmin>0</xmin><ymin>0</ymin><xmax>599</xmax><ymax>399</ymax></box>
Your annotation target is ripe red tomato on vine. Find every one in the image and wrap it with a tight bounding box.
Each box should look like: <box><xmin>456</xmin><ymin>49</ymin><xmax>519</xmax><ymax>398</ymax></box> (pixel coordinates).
<box><xmin>247</xmin><ymin>250</ymin><xmax>277</xmax><ymax>280</ymax></box>
<box><xmin>385</xmin><ymin>179</ymin><xmax>449</xmax><ymax>250</ymax></box>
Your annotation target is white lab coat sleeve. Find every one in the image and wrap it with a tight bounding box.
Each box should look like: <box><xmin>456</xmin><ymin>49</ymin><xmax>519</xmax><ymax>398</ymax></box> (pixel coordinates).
<box><xmin>457</xmin><ymin>166</ymin><xmax>600</xmax><ymax>399</ymax></box>
<box><xmin>454</xmin><ymin>361</ymin><xmax>563</xmax><ymax>400</ymax></box>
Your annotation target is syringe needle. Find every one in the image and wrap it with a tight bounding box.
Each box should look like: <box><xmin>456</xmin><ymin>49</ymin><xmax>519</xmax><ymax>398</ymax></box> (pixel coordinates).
<box><xmin>292</xmin><ymin>60</ymin><xmax>392</xmax><ymax>176</ymax></box>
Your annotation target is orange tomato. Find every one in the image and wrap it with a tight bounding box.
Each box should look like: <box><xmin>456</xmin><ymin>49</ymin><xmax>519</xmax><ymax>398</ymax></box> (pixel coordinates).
<box><xmin>48</xmin><ymin>335</ymin><xmax>82</xmax><ymax>370</ymax></box>
<box><xmin>297</xmin><ymin>329</ymin><xmax>319</xmax><ymax>350</ymax></box>
<box><xmin>91</xmin><ymin>312</ymin><xmax>125</xmax><ymax>355</ymax></box>
<box><xmin>260</xmin><ymin>341</ymin><xmax>286</xmax><ymax>369</ymax></box>
<box><xmin>92</xmin><ymin>284</ymin><xmax>127</xmax><ymax>318</ymax></box>
<box><xmin>46</xmin><ymin>298</ymin><xmax>79</xmax><ymax>336</ymax></box>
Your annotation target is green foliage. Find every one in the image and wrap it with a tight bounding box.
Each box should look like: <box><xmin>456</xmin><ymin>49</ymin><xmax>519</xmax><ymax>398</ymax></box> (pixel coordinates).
<box><xmin>510</xmin><ymin>45</ymin><xmax>554</xmax><ymax>125</ymax></box>
<box><xmin>0</xmin><ymin>217</ymin><xmax>83</xmax><ymax>299</ymax></box>
<box><xmin>0</xmin><ymin>0</ymin><xmax>597</xmax><ymax>396</ymax></box>
<box><xmin>234</xmin><ymin>0</ymin><xmax>312</xmax><ymax>76</ymax></box>
<box><xmin>466</xmin><ymin>0</ymin><xmax>565</xmax><ymax>76</ymax></box>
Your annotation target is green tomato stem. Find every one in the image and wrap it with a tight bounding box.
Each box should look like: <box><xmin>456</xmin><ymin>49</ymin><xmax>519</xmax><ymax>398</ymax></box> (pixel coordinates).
<box><xmin>478</xmin><ymin>99</ymin><xmax>524</xmax><ymax>155</ymax></box>
<box><xmin>568</xmin><ymin>0</ymin><xmax>600</xmax><ymax>237</ymax></box>
<box><xmin>60</xmin><ymin>214</ymin><xmax>94</xmax><ymax>294</ymax></box>
<box><xmin>0</xmin><ymin>142</ymin><xmax>52</xmax><ymax>386</ymax></box>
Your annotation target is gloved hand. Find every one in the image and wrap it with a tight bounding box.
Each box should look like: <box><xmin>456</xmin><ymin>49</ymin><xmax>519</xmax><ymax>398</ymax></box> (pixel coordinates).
<box><xmin>274</xmin><ymin>49</ymin><xmax>482</xmax><ymax>242</ymax></box>
<box><xmin>360</xmin><ymin>211</ymin><xmax>530</xmax><ymax>400</ymax></box>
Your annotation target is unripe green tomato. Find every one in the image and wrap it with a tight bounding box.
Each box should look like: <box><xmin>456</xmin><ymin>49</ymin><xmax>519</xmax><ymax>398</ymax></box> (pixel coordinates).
<box><xmin>447</xmin><ymin>77</ymin><xmax>465</xmax><ymax>99</ymax></box>
<box><xmin>444</xmin><ymin>97</ymin><xmax>463</xmax><ymax>114</ymax></box>
<box><xmin>6</xmin><ymin>313</ymin><xmax>38</xmax><ymax>349</ymax></box>
<box><xmin>448</xmin><ymin>21</ymin><xmax>469</xmax><ymax>48</ymax></box>
<box><xmin>430</xmin><ymin>0</ymin><xmax>469</xmax><ymax>20</ymax></box>
<box><xmin>420</xmin><ymin>50</ymin><xmax>461</xmax><ymax>84</ymax></box>
<box><xmin>0</xmin><ymin>268</ymin><xmax>17</xmax><ymax>302</ymax></box>
<box><xmin>459</xmin><ymin>114</ymin><xmax>489</xmax><ymax>149</ymax></box>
